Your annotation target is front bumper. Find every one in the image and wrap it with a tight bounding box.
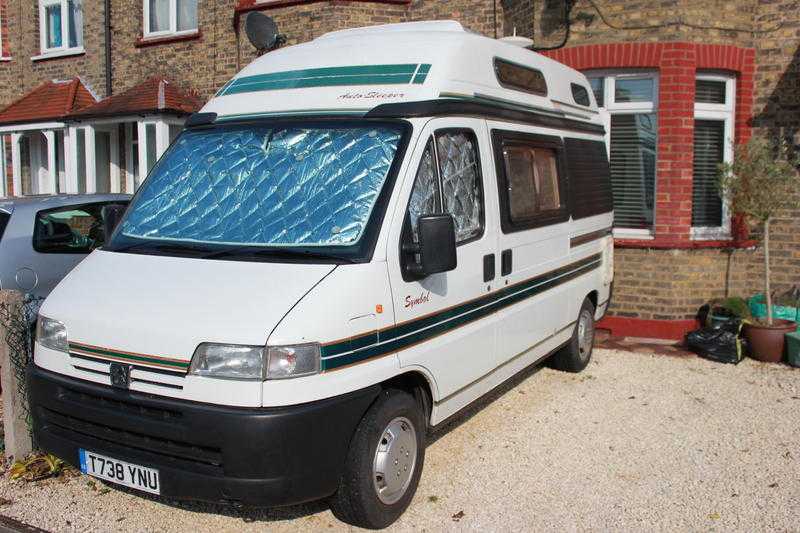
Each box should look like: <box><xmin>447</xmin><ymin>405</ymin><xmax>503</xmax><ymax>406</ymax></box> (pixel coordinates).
<box><xmin>28</xmin><ymin>364</ymin><xmax>380</xmax><ymax>506</ymax></box>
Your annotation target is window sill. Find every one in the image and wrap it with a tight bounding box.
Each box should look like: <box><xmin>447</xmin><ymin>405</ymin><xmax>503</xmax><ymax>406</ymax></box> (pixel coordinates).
<box><xmin>615</xmin><ymin>237</ymin><xmax>757</xmax><ymax>250</ymax></box>
<box><xmin>31</xmin><ymin>47</ymin><xmax>85</xmax><ymax>62</ymax></box>
<box><xmin>136</xmin><ymin>31</ymin><xmax>201</xmax><ymax>48</ymax></box>
<box><xmin>0</xmin><ymin>57</ymin><xmax>12</xmax><ymax>62</ymax></box>
<box><xmin>235</xmin><ymin>0</ymin><xmax>411</xmax><ymax>11</ymax></box>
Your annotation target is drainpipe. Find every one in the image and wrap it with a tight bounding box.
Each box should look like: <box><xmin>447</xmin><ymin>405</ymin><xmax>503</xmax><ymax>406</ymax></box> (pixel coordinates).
<box><xmin>104</xmin><ymin>0</ymin><xmax>112</xmax><ymax>96</ymax></box>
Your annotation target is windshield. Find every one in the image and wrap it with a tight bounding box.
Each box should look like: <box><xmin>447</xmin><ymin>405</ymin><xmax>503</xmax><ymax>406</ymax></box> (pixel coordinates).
<box><xmin>109</xmin><ymin>121</ymin><xmax>405</xmax><ymax>259</ymax></box>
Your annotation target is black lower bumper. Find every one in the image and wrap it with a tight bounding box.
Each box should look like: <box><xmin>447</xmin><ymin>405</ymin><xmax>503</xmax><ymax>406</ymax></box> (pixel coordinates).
<box><xmin>27</xmin><ymin>365</ymin><xmax>380</xmax><ymax>506</ymax></box>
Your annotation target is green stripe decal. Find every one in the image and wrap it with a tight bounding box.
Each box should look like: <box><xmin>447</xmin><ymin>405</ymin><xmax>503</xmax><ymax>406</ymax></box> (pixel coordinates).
<box><xmin>68</xmin><ymin>343</ymin><xmax>189</xmax><ymax>371</ymax></box>
<box><xmin>219</xmin><ymin>64</ymin><xmax>432</xmax><ymax>96</ymax></box>
<box><xmin>321</xmin><ymin>254</ymin><xmax>602</xmax><ymax>371</ymax></box>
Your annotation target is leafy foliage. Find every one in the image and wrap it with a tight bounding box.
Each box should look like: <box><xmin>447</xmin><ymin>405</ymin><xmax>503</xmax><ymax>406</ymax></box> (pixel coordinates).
<box><xmin>719</xmin><ymin>136</ymin><xmax>800</xmax><ymax>325</ymax></box>
<box><xmin>9</xmin><ymin>453</ymin><xmax>65</xmax><ymax>481</ymax></box>
<box><xmin>718</xmin><ymin>136</ymin><xmax>799</xmax><ymax>225</ymax></box>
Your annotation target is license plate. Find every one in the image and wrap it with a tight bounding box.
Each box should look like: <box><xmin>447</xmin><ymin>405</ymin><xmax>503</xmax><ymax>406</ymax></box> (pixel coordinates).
<box><xmin>79</xmin><ymin>449</ymin><xmax>160</xmax><ymax>495</ymax></box>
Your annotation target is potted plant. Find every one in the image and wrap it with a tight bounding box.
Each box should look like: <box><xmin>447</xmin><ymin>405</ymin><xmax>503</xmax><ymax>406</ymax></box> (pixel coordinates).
<box><xmin>719</xmin><ymin>136</ymin><xmax>799</xmax><ymax>362</ymax></box>
<box><xmin>705</xmin><ymin>296</ymin><xmax>751</xmax><ymax>327</ymax></box>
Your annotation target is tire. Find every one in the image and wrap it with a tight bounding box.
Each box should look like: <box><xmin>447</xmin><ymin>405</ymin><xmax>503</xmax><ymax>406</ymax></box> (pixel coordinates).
<box><xmin>549</xmin><ymin>298</ymin><xmax>596</xmax><ymax>373</ymax></box>
<box><xmin>329</xmin><ymin>388</ymin><xmax>426</xmax><ymax>529</ymax></box>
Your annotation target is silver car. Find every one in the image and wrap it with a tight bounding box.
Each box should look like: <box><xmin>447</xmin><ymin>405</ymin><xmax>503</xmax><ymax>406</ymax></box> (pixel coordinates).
<box><xmin>0</xmin><ymin>194</ymin><xmax>130</xmax><ymax>299</ymax></box>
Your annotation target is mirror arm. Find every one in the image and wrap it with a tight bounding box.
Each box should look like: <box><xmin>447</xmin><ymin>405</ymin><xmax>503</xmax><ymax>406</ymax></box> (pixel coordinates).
<box><xmin>401</xmin><ymin>241</ymin><xmax>424</xmax><ymax>277</ymax></box>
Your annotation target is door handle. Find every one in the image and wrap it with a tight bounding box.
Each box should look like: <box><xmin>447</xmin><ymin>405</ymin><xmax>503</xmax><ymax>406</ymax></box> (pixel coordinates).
<box><xmin>501</xmin><ymin>249</ymin><xmax>512</xmax><ymax>276</ymax></box>
<box><xmin>483</xmin><ymin>254</ymin><xmax>495</xmax><ymax>282</ymax></box>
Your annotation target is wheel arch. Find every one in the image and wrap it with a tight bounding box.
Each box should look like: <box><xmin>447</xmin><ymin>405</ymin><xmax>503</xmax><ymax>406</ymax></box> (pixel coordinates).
<box><xmin>380</xmin><ymin>368</ymin><xmax>437</xmax><ymax>427</ymax></box>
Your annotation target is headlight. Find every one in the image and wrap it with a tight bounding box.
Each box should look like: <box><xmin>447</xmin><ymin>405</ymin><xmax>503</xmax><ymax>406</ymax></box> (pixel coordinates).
<box><xmin>189</xmin><ymin>343</ymin><xmax>266</xmax><ymax>380</ymax></box>
<box><xmin>188</xmin><ymin>342</ymin><xmax>321</xmax><ymax>381</ymax></box>
<box><xmin>36</xmin><ymin>316</ymin><xmax>68</xmax><ymax>353</ymax></box>
<box><xmin>266</xmin><ymin>343</ymin><xmax>320</xmax><ymax>379</ymax></box>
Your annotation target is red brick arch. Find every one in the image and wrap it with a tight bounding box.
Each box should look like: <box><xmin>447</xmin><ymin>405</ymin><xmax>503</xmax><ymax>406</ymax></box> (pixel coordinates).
<box><xmin>543</xmin><ymin>42</ymin><xmax>755</xmax><ymax>248</ymax></box>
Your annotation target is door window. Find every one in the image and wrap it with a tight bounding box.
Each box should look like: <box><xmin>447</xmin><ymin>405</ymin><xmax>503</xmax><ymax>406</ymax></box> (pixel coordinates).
<box><xmin>407</xmin><ymin>129</ymin><xmax>484</xmax><ymax>244</ymax></box>
<box><xmin>33</xmin><ymin>202</ymin><xmax>125</xmax><ymax>253</ymax></box>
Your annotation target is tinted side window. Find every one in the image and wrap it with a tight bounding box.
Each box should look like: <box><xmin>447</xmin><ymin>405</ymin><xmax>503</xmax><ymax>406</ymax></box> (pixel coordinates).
<box><xmin>407</xmin><ymin>130</ymin><xmax>484</xmax><ymax>245</ymax></box>
<box><xmin>494</xmin><ymin>131</ymin><xmax>568</xmax><ymax>233</ymax></box>
<box><xmin>564</xmin><ymin>138</ymin><xmax>613</xmax><ymax>219</ymax></box>
<box><xmin>571</xmin><ymin>83</ymin><xmax>591</xmax><ymax>106</ymax></box>
<box><xmin>494</xmin><ymin>58</ymin><xmax>548</xmax><ymax>96</ymax></box>
<box><xmin>33</xmin><ymin>203</ymin><xmax>119</xmax><ymax>253</ymax></box>
<box><xmin>0</xmin><ymin>212</ymin><xmax>9</xmax><ymax>242</ymax></box>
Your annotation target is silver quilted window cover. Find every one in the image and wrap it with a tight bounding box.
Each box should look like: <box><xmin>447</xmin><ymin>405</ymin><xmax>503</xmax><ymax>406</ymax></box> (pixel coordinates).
<box><xmin>120</xmin><ymin>125</ymin><xmax>402</xmax><ymax>247</ymax></box>
<box><xmin>436</xmin><ymin>132</ymin><xmax>482</xmax><ymax>242</ymax></box>
<box><xmin>407</xmin><ymin>138</ymin><xmax>441</xmax><ymax>241</ymax></box>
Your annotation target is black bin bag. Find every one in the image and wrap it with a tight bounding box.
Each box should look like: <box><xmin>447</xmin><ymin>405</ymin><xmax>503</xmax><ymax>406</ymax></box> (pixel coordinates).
<box><xmin>685</xmin><ymin>319</ymin><xmax>746</xmax><ymax>364</ymax></box>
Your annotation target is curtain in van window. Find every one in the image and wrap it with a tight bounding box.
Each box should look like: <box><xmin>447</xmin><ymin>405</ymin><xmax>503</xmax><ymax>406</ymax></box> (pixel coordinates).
<box><xmin>436</xmin><ymin>132</ymin><xmax>482</xmax><ymax>242</ymax></box>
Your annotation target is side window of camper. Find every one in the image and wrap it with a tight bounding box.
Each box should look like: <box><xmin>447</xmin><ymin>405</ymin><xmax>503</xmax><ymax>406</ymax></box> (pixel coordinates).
<box><xmin>408</xmin><ymin>137</ymin><xmax>441</xmax><ymax>241</ymax></box>
<box><xmin>493</xmin><ymin>131</ymin><xmax>568</xmax><ymax>232</ymax></box>
<box><xmin>407</xmin><ymin>130</ymin><xmax>484</xmax><ymax>244</ymax></box>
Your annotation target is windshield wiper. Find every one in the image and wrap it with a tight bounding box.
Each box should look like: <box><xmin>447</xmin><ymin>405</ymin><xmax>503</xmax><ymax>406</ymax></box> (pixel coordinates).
<box><xmin>203</xmin><ymin>246</ymin><xmax>355</xmax><ymax>263</ymax></box>
<box><xmin>110</xmin><ymin>242</ymin><xmax>212</xmax><ymax>256</ymax></box>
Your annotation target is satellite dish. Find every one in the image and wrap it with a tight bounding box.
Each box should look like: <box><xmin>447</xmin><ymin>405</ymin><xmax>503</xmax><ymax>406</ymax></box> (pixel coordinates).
<box><xmin>245</xmin><ymin>12</ymin><xmax>284</xmax><ymax>52</ymax></box>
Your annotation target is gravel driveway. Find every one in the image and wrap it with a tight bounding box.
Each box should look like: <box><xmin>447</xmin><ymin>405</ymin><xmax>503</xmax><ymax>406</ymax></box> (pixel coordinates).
<box><xmin>1</xmin><ymin>348</ymin><xmax>798</xmax><ymax>532</ymax></box>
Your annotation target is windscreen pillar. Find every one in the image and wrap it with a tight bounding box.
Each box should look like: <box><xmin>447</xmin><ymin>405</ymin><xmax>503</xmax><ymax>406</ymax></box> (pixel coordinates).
<box><xmin>0</xmin><ymin>290</ymin><xmax>33</xmax><ymax>462</ymax></box>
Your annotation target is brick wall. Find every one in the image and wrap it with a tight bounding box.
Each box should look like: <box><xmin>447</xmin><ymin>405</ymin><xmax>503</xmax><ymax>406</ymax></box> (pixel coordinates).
<box><xmin>511</xmin><ymin>0</ymin><xmax>800</xmax><ymax>334</ymax></box>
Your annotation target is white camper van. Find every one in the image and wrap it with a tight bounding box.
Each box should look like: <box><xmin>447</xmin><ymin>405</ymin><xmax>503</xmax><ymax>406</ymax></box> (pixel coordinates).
<box><xmin>29</xmin><ymin>21</ymin><xmax>613</xmax><ymax>529</ymax></box>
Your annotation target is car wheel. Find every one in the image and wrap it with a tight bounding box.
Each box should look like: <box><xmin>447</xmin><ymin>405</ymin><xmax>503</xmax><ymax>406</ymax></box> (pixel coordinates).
<box><xmin>329</xmin><ymin>388</ymin><xmax>425</xmax><ymax>529</ymax></box>
<box><xmin>549</xmin><ymin>298</ymin><xmax>596</xmax><ymax>373</ymax></box>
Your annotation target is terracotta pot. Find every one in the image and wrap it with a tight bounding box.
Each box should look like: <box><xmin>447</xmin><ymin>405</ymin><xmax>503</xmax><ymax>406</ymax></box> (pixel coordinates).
<box><xmin>743</xmin><ymin>319</ymin><xmax>796</xmax><ymax>363</ymax></box>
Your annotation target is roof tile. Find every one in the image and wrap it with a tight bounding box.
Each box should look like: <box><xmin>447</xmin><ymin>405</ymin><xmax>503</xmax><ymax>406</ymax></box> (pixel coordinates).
<box><xmin>68</xmin><ymin>77</ymin><xmax>202</xmax><ymax>119</ymax></box>
<box><xmin>0</xmin><ymin>78</ymin><xmax>96</xmax><ymax>126</ymax></box>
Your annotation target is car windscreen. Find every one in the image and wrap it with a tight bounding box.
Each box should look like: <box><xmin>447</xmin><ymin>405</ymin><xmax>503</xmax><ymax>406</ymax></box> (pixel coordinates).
<box><xmin>0</xmin><ymin>211</ymin><xmax>9</xmax><ymax>242</ymax></box>
<box><xmin>108</xmin><ymin>121</ymin><xmax>405</xmax><ymax>261</ymax></box>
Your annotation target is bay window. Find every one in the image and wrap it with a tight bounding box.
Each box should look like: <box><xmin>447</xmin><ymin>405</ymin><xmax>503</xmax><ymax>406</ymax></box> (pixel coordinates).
<box><xmin>144</xmin><ymin>0</ymin><xmax>198</xmax><ymax>37</ymax></box>
<box><xmin>588</xmin><ymin>72</ymin><xmax>658</xmax><ymax>236</ymax></box>
<box><xmin>39</xmin><ymin>0</ymin><xmax>83</xmax><ymax>55</ymax></box>
<box><xmin>692</xmin><ymin>73</ymin><xmax>735</xmax><ymax>238</ymax></box>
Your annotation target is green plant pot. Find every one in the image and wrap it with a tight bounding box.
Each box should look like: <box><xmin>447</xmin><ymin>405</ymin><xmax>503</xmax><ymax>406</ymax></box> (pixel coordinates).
<box><xmin>787</xmin><ymin>332</ymin><xmax>800</xmax><ymax>368</ymax></box>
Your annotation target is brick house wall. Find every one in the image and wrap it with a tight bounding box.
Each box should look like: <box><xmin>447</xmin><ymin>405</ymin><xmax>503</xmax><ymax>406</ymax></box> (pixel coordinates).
<box><xmin>502</xmin><ymin>0</ymin><xmax>800</xmax><ymax>337</ymax></box>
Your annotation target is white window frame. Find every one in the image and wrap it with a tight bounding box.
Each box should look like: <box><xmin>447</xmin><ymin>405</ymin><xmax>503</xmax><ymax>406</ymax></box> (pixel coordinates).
<box><xmin>587</xmin><ymin>70</ymin><xmax>659</xmax><ymax>239</ymax></box>
<box><xmin>143</xmin><ymin>0</ymin><xmax>198</xmax><ymax>39</ymax></box>
<box><xmin>692</xmin><ymin>72</ymin><xmax>735</xmax><ymax>240</ymax></box>
<box><xmin>37</xmin><ymin>0</ymin><xmax>83</xmax><ymax>58</ymax></box>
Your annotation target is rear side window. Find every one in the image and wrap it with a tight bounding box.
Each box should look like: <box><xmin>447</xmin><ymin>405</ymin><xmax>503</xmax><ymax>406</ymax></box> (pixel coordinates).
<box><xmin>493</xmin><ymin>131</ymin><xmax>568</xmax><ymax>232</ymax></box>
<box><xmin>494</xmin><ymin>58</ymin><xmax>548</xmax><ymax>96</ymax></box>
<box><xmin>0</xmin><ymin>212</ymin><xmax>9</xmax><ymax>242</ymax></box>
<box><xmin>564</xmin><ymin>138</ymin><xmax>613</xmax><ymax>219</ymax></box>
<box><xmin>33</xmin><ymin>202</ymin><xmax>123</xmax><ymax>254</ymax></box>
<box><xmin>571</xmin><ymin>83</ymin><xmax>591</xmax><ymax>106</ymax></box>
<box><xmin>407</xmin><ymin>129</ymin><xmax>484</xmax><ymax>244</ymax></box>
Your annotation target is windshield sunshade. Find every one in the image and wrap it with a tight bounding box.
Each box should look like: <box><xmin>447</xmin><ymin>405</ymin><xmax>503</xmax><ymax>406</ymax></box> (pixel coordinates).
<box><xmin>119</xmin><ymin>124</ymin><xmax>403</xmax><ymax>248</ymax></box>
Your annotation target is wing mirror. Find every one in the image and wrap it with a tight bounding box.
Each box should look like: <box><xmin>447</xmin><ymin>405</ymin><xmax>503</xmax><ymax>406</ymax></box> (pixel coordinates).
<box><xmin>102</xmin><ymin>204</ymin><xmax>127</xmax><ymax>243</ymax></box>
<box><xmin>403</xmin><ymin>214</ymin><xmax>457</xmax><ymax>277</ymax></box>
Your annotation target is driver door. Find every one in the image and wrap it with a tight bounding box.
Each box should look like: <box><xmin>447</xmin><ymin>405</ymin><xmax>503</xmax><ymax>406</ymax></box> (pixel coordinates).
<box><xmin>387</xmin><ymin>118</ymin><xmax>499</xmax><ymax>399</ymax></box>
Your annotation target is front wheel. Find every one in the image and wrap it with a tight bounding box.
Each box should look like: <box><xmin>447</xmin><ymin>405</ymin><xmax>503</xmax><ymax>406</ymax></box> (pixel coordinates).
<box><xmin>549</xmin><ymin>298</ymin><xmax>596</xmax><ymax>373</ymax></box>
<box><xmin>330</xmin><ymin>389</ymin><xmax>426</xmax><ymax>529</ymax></box>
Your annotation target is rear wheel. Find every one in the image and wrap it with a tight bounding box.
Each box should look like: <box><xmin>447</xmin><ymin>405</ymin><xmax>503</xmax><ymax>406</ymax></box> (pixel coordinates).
<box><xmin>330</xmin><ymin>389</ymin><xmax>425</xmax><ymax>529</ymax></box>
<box><xmin>549</xmin><ymin>298</ymin><xmax>596</xmax><ymax>373</ymax></box>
